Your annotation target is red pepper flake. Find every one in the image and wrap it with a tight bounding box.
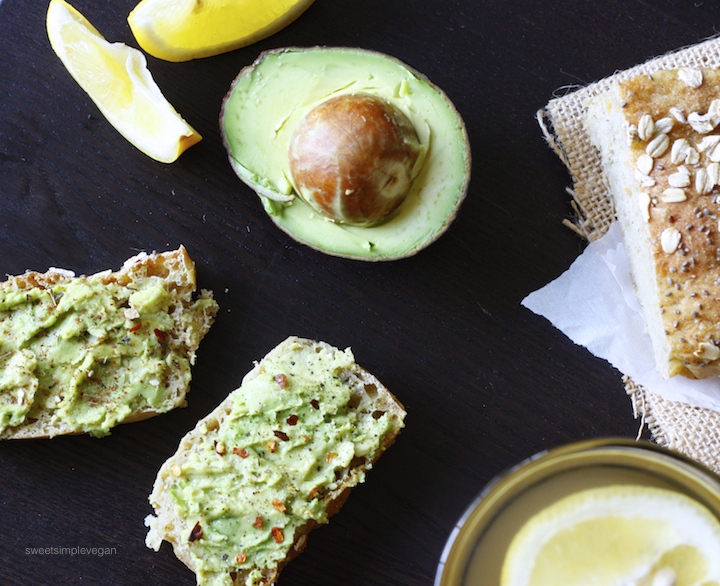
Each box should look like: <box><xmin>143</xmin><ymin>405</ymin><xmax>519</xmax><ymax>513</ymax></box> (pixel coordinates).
<box><xmin>271</xmin><ymin>498</ymin><xmax>286</xmax><ymax>513</ymax></box>
<box><xmin>128</xmin><ymin>322</ymin><xmax>142</xmax><ymax>333</ymax></box>
<box><xmin>273</xmin><ymin>430</ymin><xmax>289</xmax><ymax>442</ymax></box>
<box><xmin>266</xmin><ymin>440</ymin><xmax>278</xmax><ymax>453</ymax></box>
<box><xmin>235</xmin><ymin>553</ymin><xmax>247</xmax><ymax>564</ymax></box>
<box><xmin>271</xmin><ymin>527</ymin><xmax>284</xmax><ymax>543</ymax></box>
<box><xmin>308</xmin><ymin>487</ymin><xmax>318</xmax><ymax>500</ymax></box>
<box><xmin>310</xmin><ymin>399</ymin><xmax>320</xmax><ymax>410</ymax></box>
<box><xmin>86</xmin><ymin>372</ymin><xmax>105</xmax><ymax>387</ymax></box>
<box><xmin>286</xmin><ymin>414</ymin><xmax>299</xmax><ymax>426</ymax></box>
<box><xmin>252</xmin><ymin>516</ymin><xmax>264</xmax><ymax>530</ymax></box>
<box><xmin>153</xmin><ymin>328</ymin><xmax>168</xmax><ymax>343</ymax></box>
<box><xmin>188</xmin><ymin>521</ymin><xmax>203</xmax><ymax>542</ymax></box>
<box><xmin>232</xmin><ymin>447</ymin><xmax>249</xmax><ymax>458</ymax></box>
<box><xmin>274</xmin><ymin>373</ymin><xmax>288</xmax><ymax>388</ymax></box>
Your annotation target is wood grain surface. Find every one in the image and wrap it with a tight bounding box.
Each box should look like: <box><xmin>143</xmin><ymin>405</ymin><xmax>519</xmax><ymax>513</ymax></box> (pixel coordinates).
<box><xmin>2</xmin><ymin>1</ymin><xmax>720</xmax><ymax>584</ymax></box>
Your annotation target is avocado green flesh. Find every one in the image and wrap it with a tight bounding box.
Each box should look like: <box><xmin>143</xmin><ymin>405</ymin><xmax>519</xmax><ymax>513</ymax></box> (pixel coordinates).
<box><xmin>0</xmin><ymin>275</ymin><xmax>215</xmax><ymax>437</ymax></box>
<box><xmin>167</xmin><ymin>342</ymin><xmax>399</xmax><ymax>586</ymax></box>
<box><xmin>221</xmin><ymin>47</ymin><xmax>470</xmax><ymax>260</ymax></box>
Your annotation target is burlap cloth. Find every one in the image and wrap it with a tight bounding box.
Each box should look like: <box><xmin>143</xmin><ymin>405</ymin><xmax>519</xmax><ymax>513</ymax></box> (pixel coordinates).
<box><xmin>537</xmin><ymin>35</ymin><xmax>720</xmax><ymax>474</ymax></box>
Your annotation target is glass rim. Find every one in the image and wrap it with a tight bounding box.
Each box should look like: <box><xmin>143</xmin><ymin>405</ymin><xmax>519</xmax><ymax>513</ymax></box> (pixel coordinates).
<box><xmin>434</xmin><ymin>437</ymin><xmax>720</xmax><ymax>586</ymax></box>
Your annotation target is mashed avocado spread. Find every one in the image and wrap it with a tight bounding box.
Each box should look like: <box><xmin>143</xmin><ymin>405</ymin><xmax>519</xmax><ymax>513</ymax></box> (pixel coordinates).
<box><xmin>165</xmin><ymin>341</ymin><xmax>400</xmax><ymax>586</ymax></box>
<box><xmin>0</xmin><ymin>268</ymin><xmax>217</xmax><ymax>437</ymax></box>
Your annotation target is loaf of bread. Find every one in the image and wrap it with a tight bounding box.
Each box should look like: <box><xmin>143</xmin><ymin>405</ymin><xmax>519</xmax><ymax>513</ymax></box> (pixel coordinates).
<box><xmin>586</xmin><ymin>67</ymin><xmax>720</xmax><ymax>379</ymax></box>
<box><xmin>145</xmin><ymin>336</ymin><xmax>406</xmax><ymax>586</ymax></box>
<box><xmin>0</xmin><ymin>246</ymin><xmax>218</xmax><ymax>438</ymax></box>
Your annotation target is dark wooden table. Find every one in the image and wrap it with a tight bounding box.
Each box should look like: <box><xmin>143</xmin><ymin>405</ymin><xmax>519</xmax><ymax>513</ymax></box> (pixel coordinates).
<box><xmin>3</xmin><ymin>1</ymin><xmax>719</xmax><ymax>584</ymax></box>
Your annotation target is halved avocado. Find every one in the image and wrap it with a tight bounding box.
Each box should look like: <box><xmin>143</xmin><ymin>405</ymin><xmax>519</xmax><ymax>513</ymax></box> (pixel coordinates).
<box><xmin>220</xmin><ymin>46</ymin><xmax>471</xmax><ymax>261</ymax></box>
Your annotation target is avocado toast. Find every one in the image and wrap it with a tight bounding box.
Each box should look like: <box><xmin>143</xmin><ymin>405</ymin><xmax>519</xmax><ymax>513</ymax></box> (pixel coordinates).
<box><xmin>145</xmin><ymin>336</ymin><xmax>406</xmax><ymax>586</ymax></box>
<box><xmin>0</xmin><ymin>246</ymin><xmax>218</xmax><ymax>439</ymax></box>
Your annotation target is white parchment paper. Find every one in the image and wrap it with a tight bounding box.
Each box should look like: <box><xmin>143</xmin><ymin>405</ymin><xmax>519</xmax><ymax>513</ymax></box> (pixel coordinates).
<box><xmin>522</xmin><ymin>222</ymin><xmax>720</xmax><ymax>412</ymax></box>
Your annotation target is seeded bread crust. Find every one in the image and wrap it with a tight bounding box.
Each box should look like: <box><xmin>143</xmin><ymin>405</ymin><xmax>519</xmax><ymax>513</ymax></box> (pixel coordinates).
<box><xmin>0</xmin><ymin>246</ymin><xmax>218</xmax><ymax>439</ymax></box>
<box><xmin>586</xmin><ymin>68</ymin><xmax>720</xmax><ymax>379</ymax></box>
<box><xmin>145</xmin><ymin>336</ymin><xmax>406</xmax><ymax>586</ymax></box>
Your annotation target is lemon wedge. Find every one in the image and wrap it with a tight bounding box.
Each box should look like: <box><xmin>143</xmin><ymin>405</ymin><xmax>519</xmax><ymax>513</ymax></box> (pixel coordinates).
<box><xmin>47</xmin><ymin>0</ymin><xmax>201</xmax><ymax>163</ymax></box>
<box><xmin>127</xmin><ymin>0</ymin><xmax>316</xmax><ymax>62</ymax></box>
<box><xmin>501</xmin><ymin>485</ymin><xmax>720</xmax><ymax>586</ymax></box>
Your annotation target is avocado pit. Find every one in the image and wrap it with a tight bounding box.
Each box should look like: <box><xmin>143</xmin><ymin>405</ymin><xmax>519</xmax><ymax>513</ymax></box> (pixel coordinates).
<box><xmin>288</xmin><ymin>93</ymin><xmax>422</xmax><ymax>226</ymax></box>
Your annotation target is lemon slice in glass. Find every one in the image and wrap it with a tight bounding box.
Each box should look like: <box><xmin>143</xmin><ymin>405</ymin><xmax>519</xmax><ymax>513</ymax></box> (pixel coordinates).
<box><xmin>47</xmin><ymin>0</ymin><xmax>201</xmax><ymax>163</ymax></box>
<box><xmin>501</xmin><ymin>485</ymin><xmax>720</xmax><ymax>586</ymax></box>
<box><xmin>128</xmin><ymin>0</ymin><xmax>315</xmax><ymax>62</ymax></box>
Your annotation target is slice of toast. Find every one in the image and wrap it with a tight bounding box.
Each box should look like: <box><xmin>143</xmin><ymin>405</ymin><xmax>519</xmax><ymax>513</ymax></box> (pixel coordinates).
<box><xmin>586</xmin><ymin>67</ymin><xmax>720</xmax><ymax>379</ymax></box>
<box><xmin>0</xmin><ymin>246</ymin><xmax>218</xmax><ymax>438</ymax></box>
<box><xmin>145</xmin><ymin>336</ymin><xmax>406</xmax><ymax>586</ymax></box>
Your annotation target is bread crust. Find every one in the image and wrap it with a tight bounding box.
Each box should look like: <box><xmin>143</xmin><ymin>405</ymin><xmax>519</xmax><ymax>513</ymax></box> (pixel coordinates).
<box><xmin>0</xmin><ymin>246</ymin><xmax>218</xmax><ymax>439</ymax></box>
<box><xmin>587</xmin><ymin>68</ymin><xmax>720</xmax><ymax>379</ymax></box>
<box><xmin>145</xmin><ymin>336</ymin><xmax>406</xmax><ymax>586</ymax></box>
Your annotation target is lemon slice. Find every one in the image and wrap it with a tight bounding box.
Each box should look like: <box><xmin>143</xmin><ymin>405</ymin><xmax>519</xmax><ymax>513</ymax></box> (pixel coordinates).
<box><xmin>47</xmin><ymin>0</ymin><xmax>201</xmax><ymax>163</ymax></box>
<box><xmin>127</xmin><ymin>0</ymin><xmax>316</xmax><ymax>62</ymax></box>
<box><xmin>501</xmin><ymin>485</ymin><xmax>720</xmax><ymax>586</ymax></box>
